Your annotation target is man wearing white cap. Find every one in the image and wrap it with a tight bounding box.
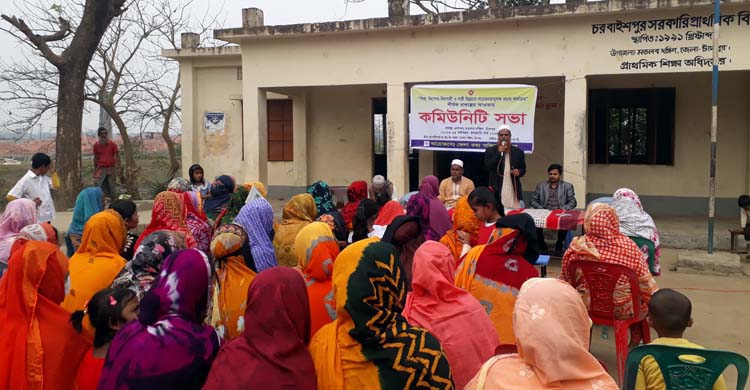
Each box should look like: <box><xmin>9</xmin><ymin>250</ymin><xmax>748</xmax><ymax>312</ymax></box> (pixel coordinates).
<box><xmin>438</xmin><ymin>159</ymin><xmax>475</xmax><ymax>209</ymax></box>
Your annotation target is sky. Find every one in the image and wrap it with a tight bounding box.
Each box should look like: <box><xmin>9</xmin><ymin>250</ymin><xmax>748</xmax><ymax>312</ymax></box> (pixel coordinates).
<box><xmin>0</xmin><ymin>0</ymin><xmax>387</xmax><ymax>136</ymax></box>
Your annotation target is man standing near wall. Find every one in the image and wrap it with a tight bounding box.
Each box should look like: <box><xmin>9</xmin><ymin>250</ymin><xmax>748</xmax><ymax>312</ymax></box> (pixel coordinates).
<box><xmin>484</xmin><ymin>125</ymin><xmax>526</xmax><ymax>208</ymax></box>
<box><xmin>438</xmin><ymin>159</ymin><xmax>475</xmax><ymax>209</ymax></box>
<box><xmin>531</xmin><ymin>163</ymin><xmax>577</xmax><ymax>254</ymax></box>
<box><xmin>93</xmin><ymin>127</ymin><xmax>121</xmax><ymax>200</ymax></box>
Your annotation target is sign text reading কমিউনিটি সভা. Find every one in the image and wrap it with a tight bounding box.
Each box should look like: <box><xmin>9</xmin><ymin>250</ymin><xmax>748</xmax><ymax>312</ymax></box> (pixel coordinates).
<box><xmin>592</xmin><ymin>11</ymin><xmax>750</xmax><ymax>70</ymax></box>
<box><xmin>408</xmin><ymin>85</ymin><xmax>538</xmax><ymax>153</ymax></box>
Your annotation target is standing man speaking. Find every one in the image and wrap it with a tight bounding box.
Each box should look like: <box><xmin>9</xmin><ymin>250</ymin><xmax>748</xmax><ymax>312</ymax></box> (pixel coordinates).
<box><xmin>93</xmin><ymin>127</ymin><xmax>121</xmax><ymax>200</ymax></box>
<box><xmin>484</xmin><ymin>125</ymin><xmax>526</xmax><ymax>208</ymax></box>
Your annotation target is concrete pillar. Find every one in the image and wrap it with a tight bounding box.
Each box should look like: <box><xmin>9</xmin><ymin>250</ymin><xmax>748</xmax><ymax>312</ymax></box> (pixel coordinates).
<box><xmin>242</xmin><ymin>85</ymin><xmax>268</xmax><ymax>184</ymax></box>
<box><xmin>388</xmin><ymin>0</ymin><xmax>409</xmax><ymax>18</ymax></box>
<box><xmin>292</xmin><ymin>91</ymin><xmax>308</xmax><ymax>186</ymax></box>
<box><xmin>242</xmin><ymin>8</ymin><xmax>264</xmax><ymax>29</ymax></box>
<box><xmin>563</xmin><ymin>76</ymin><xmax>588</xmax><ymax>208</ymax></box>
<box><xmin>179</xmin><ymin>60</ymin><xmax>196</xmax><ymax>175</ymax></box>
<box><xmin>180</xmin><ymin>32</ymin><xmax>200</xmax><ymax>49</ymax></box>
<box><xmin>419</xmin><ymin>150</ymin><xmax>434</xmax><ymax>181</ymax></box>
<box><xmin>387</xmin><ymin>83</ymin><xmax>409</xmax><ymax>197</ymax></box>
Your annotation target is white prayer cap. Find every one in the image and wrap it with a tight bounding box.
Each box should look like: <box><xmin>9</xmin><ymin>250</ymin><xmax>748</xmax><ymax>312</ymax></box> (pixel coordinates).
<box><xmin>372</xmin><ymin>175</ymin><xmax>386</xmax><ymax>185</ymax></box>
<box><xmin>451</xmin><ymin>159</ymin><xmax>464</xmax><ymax>168</ymax></box>
<box><xmin>498</xmin><ymin>125</ymin><xmax>511</xmax><ymax>132</ymax></box>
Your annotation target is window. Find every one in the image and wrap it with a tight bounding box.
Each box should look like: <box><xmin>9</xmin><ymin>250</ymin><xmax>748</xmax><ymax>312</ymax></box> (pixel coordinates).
<box><xmin>588</xmin><ymin>88</ymin><xmax>675</xmax><ymax>165</ymax></box>
<box><xmin>267</xmin><ymin>99</ymin><xmax>293</xmax><ymax>162</ymax></box>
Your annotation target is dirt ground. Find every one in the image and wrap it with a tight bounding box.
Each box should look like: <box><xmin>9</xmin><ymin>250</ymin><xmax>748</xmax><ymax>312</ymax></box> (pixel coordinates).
<box><xmin>545</xmin><ymin>248</ymin><xmax>750</xmax><ymax>388</ymax></box>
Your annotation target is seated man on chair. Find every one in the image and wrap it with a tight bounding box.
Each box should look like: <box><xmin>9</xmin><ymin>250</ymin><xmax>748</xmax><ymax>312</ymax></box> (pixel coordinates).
<box><xmin>530</xmin><ymin>163</ymin><xmax>576</xmax><ymax>254</ymax></box>
<box><xmin>438</xmin><ymin>159</ymin><xmax>475</xmax><ymax>209</ymax></box>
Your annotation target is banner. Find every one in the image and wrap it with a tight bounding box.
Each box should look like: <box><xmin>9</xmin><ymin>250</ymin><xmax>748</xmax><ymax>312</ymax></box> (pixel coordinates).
<box><xmin>409</xmin><ymin>84</ymin><xmax>538</xmax><ymax>153</ymax></box>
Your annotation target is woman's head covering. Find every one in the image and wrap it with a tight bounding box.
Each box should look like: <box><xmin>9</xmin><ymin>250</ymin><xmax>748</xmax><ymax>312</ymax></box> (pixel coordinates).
<box><xmin>341</xmin><ymin>180</ymin><xmax>368</xmax><ymax>228</ymax></box>
<box><xmin>0</xmin><ymin>240</ymin><xmax>91</xmax><ymax>390</ymax></box>
<box><xmin>307</xmin><ymin>181</ymin><xmax>337</xmax><ymax>215</ymax></box>
<box><xmin>611</xmin><ymin>188</ymin><xmax>660</xmax><ymax>244</ymax></box>
<box><xmin>382</xmin><ymin>216</ymin><xmax>425</xmax><ymax>290</ymax></box>
<box><xmin>189</xmin><ymin>164</ymin><xmax>204</xmax><ymax>184</ymax></box>
<box><xmin>440</xmin><ymin>195</ymin><xmax>481</xmax><ymax>261</ymax></box>
<box><xmin>467</xmin><ymin>278</ymin><xmax>617</xmax><ymax>389</ymax></box>
<box><xmin>316</xmin><ymin>211</ymin><xmax>347</xmax><ymax>243</ymax></box>
<box><xmin>295</xmin><ymin>222</ymin><xmax>340</xmax><ymax>335</ymax></box>
<box><xmin>204</xmin><ymin>175</ymin><xmax>236</xmax><ymax>214</ymax></box>
<box><xmin>496</xmin><ymin>213</ymin><xmax>540</xmax><ymax>264</ymax></box>
<box><xmin>234</xmin><ymin>198</ymin><xmax>277</xmax><ymax>272</ymax></box>
<box><xmin>17</xmin><ymin>223</ymin><xmax>58</xmax><ymax>245</ymax></box>
<box><xmin>136</xmin><ymin>191</ymin><xmax>197</xmax><ymax>250</ymax></box>
<box><xmin>211</xmin><ymin>223</ymin><xmax>255</xmax><ymax>271</ymax></box>
<box><xmin>309</xmin><ymin>239</ymin><xmax>453</xmax><ymax>389</ymax></box>
<box><xmin>419</xmin><ymin>175</ymin><xmax>440</xmax><ymax>199</ymax></box>
<box><xmin>204</xmin><ymin>267</ymin><xmax>315</xmax><ymax>390</ymax></box>
<box><xmin>273</xmin><ymin>194</ymin><xmax>317</xmax><ymax>267</ymax></box>
<box><xmin>0</xmin><ymin>198</ymin><xmax>37</xmax><ymax>265</ymax></box>
<box><xmin>217</xmin><ymin>185</ymin><xmax>250</xmax><ymax>228</ymax></box>
<box><xmin>167</xmin><ymin>177</ymin><xmax>192</xmax><ymax>193</ymax></box>
<box><xmin>407</xmin><ymin>193</ymin><xmax>450</xmax><ymax>241</ymax></box>
<box><xmin>111</xmin><ymin>230</ymin><xmax>187</xmax><ymax>300</ymax></box>
<box><xmin>402</xmin><ymin>241</ymin><xmax>500</xmax><ymax>389</ymax></box>
<box><xmin>68</xmin><ymin>187</ymin><xmax>104</xmax><ymax>235</ymax></box>
<box><xmin>374</xmin><ymin>200</ymin><xmax>405</xmax><ymax>226</ymax></box>
<box><xmin>61</xmin><ymin>210</ymin><xmax>129</xmax><ymax>313</ymax></box>
<box><xmin>100</xmin><ymin>249</ymin><xmax>219</xmax><ymax>390</ymax></box>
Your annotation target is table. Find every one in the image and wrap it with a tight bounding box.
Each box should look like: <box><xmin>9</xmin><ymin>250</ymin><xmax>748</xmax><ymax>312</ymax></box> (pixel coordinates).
<box><xmin>505</xmin><ymin>208</ymin><xmax>584</xmax><ymax>231</ymax></box>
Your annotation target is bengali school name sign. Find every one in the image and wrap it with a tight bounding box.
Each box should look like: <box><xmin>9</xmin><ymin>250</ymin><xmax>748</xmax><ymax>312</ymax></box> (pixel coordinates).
<box><xmin>409</xmin><ymin>85</ymin><xmax>538</xmax><ymax>153</ymax></box>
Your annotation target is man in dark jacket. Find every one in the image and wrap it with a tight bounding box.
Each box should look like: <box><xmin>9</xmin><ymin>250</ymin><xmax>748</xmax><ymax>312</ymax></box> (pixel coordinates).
<box><xmin>484</xmin><ymin>125</ymin><xmax>526</xmax><ymax>207</ymax></box>
<box><xmin>530</xmin><ymin>163</ymin><xmax>577</xmax><ymax>253</ymax></box>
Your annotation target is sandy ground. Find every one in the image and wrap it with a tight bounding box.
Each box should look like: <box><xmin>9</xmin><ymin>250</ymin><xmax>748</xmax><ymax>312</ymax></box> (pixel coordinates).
<box><xmin>545</xmin><ymin>248</ymin><xmax>750</xmax><ymax>388</ymax></box>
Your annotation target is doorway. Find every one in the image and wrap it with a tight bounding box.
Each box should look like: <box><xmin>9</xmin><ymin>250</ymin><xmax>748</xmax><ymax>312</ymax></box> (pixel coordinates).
<box><xmin>372</xmin><ymin>98</ymin><xmax>420</xmax><ymax>192</ymax></box>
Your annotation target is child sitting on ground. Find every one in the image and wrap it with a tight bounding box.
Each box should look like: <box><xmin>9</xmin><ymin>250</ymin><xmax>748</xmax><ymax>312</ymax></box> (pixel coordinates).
<box><xmin>468</xmin><ymin>187</ymin><xmax>505</xmax><ymax>245</ymax></box>
<box><xmin>636</xmin><ymin>288</ymin><xmax>726</xmax><ymax>390</ymax></box>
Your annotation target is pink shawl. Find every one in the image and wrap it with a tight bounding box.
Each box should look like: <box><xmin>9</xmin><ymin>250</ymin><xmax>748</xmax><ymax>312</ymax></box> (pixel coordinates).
<box><xmin>466</xmin><ymin>278</ymin><xmax>617</xmax><ymax>390</ymax></box>
<box><xmin>0</xmin><ymin>199</ymin><xmax>38</xmax><ymax>265</ymax></box>
<box><xmin>402</xmin><ymin>241</ymin><xmax>499</xmax><ymax>389</ymax></box>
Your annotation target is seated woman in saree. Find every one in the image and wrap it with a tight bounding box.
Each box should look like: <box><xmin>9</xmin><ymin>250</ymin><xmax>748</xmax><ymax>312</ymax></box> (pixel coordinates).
<box><xmin>209</xmin><ymin>223</ymin><xmax>259</xmax><ymax>341</ymax></box>
<box><xmin>611</xmin><ymin>188</ymin><xmax>662</xmax><ymax>275</ymax></box>
<box><xmin>233</xmin><ymin>198</ymin><xmax>277</xmax><ymax>272</ymax></box>
<box><xmin>203</xmin><ymin>175</ymin><xmax>236</xmax><ymax>222</ymax></box>
<box><xmin>108</xmin><ymin>199</ymin><xmax>140</xmax><ymax>261</ymax></box>
<box><xmin>440</xmin><ymin>195</ymin><xmax>481</xmax><ymax>262</ymax></box>
<box><xmin>179</xmin><ymin>190</ymin><xmax>212</xmax><ymax>253</ymax></box>
<box><xmin>62</xmin><ymin>210</ymin><xmax>128</xmax><ymax>314</ymax></box>
<box><xmin>111</xmin><ymin>230</ymin><xmax>186</xmax><ymax>300</ymax></box>
<box><xmin>308</xmin><ymin>181</ymin><xmax>348</xmax><ymax>244</ymax></box>
<box><xmin>273</xmin><ymin>193</ymin><xmax>317</xmax><ymax>267</ymax></box>
<box><xmin>466</xmin><ymin>278</ymin><xmax>618</xmax><ymax>390</ymax></box>
<box><xmin>561</xmin><ymin>203</ymin><xmax>657</xmax><ymax>346</ymax></box>
<box><xmin>204</xmin><ymin>267</ymin><xmax>317</xmax><ymax>390</ymax></box>
<box><xmin>66</xmin><ymin>187</ymin><xmax>104</xmax><ymax>256</ymax></box>
<box><xmin>135</xmin><ymin>191</ymin><xmax>197</xmax><ymax>249</ymax></box>
<box><xmin>0</xmin><ymin>198</ymin><xmax>37</xmax><ymax>276</ymax></box>
<box><xmin>215</xmin><ymin>185</ymin><xmax>250</xmax><ymax>229</ymax></box>
<box><xmin>402</xmin><ymin>241</ymin><xmax>499</xmax><ymax>389</ymax></box>
<box><xmin>407</xmin><ymin>176</ymin><xmax>452</xmax><ymax>241</ymax></box>
<box><xmin>382</xmin><ymin>216</ymin><xmax>424</xmax><ymax>290</ymax></box>
<box><xmin>0</xmin><ymin>240</ymin><xmax>91</xmax><ymax>390</ymax></box>
<box><xmin>309</xmin><ymin>238</ymin><xmax>454</xmax><ymax>390</ymax></box>
<box><xmin>455</xmin><ymin>214</ymin><xmax>540</xmax><ymax>345</ymax></box>
<box><xmin>373</xmin><ymin>199</ymin><xmax>405</xmax><ymax>227</ymax></box>
<box><xmin>341</xmin><ymin>180</ymin><xmax>368</xmax><ymax>231</ymax></box>
<box><xmin>98</xmin><ymin>249</ymin><xmax>220</xmax><ymax>390</ymax></box>
<box><xmin>294</xmin><ymin>222</ymin><xmax>341</xmax><ymax>336</ymax></box>
<box><xmin>351</xmin><ymin>199</ymin><xmax>382</xmax><ymax>243</ymax></box>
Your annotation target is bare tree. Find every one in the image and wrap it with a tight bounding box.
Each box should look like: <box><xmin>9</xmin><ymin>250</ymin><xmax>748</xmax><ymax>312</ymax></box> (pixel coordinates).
<box><xmin>2</xmin><ymin>0</ymin><xmax>126</xmax><ymax>206</ymax></box>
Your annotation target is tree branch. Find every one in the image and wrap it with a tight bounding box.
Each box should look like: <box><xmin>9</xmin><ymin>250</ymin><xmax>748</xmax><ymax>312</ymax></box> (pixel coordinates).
<box><xmin>0</xmin><ymin>14</ymin><xmax>69</xmax><ymax>66</ymax></box>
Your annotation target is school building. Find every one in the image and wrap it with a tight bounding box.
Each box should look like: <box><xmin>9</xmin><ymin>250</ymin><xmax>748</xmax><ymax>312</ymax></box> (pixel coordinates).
<box><xmin>163</xmin><ymin>0</ymin><xmax>750</xmax><ymax>217</ymax></box>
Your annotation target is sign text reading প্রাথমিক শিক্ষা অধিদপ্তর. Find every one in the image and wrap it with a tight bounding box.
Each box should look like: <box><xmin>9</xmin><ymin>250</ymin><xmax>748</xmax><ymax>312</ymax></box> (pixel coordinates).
<box><xmin>408</xmin><ymin>85</ymin><xmax>538</xmax><ymax>154</ymax></box>
<box><xmin>592</xmin><ymin>11</ymin><xmax>749</xmax><ymax>71</ymax></box>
